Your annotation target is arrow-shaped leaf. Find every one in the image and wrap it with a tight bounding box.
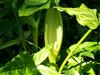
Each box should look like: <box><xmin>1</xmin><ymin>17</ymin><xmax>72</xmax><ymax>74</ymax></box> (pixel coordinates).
<box><xmin>55</xmin><ymin>4</ymin><xmax>99</xmax><ymax>29</ymax></box>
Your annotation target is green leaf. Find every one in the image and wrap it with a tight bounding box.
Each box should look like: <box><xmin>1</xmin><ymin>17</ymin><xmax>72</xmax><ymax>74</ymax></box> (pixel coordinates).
<box><xmin>0</xmin><ymin>51</ymin><xmax>38</xmax><ymax>75</ymax></box>
<box><xmin>98</xmin><ymin>13</ymin><xmax>100</xmax><ymax>24</ymax></box>
<box><xmin>68</xmin><ymin>56</ymin><xmax>82</xmax><ymax>67</ymax></box>
<box><xmin>80</xmin><ymin>51</ymin><xmax>94</xmax><ymax>59</ymax></box>
<box><xmin>86</xmin><ymin>44</ymin><xmax>100</xmax><ymax>52</ymax></box>
<box><xmin>37</xmin><ymin>65</ymin><xmax>61</xmax><ymax>75</ymax></box>
<box><xmin>82</xmin><ymin>62</ymin><xmax>95</xmax><ymax>74</ymax></box>
<box><xmin>54</xmin><ymin>0</ymin><xmax>60</xmax><ymax>5</ymax></box>
<box><xmin>19</xmin><ymin>0</ymin><xmax>50</xmax><ymax>16</ymax></box>
<box><xmin>55</xmin><ymin>4</ymin><xmax>99</xmax><ymax>29</ymax></box>
<box><xmin>66</xmin><ymin>56</ymin><xmax>82</xmax><ymax>74</ymax></box>
<box><xmin>87</xmin><ymin>68</ymin><xmax>95</xmax><ymax>75</ymax></box>
<box><xmin>68</xmin><ymin>41</ymin><xmax>100</xmax><ymax>54</ymax></box>
<box><xmin>65</xmin><ymin>68</ymin><xmax>80</xmax><ymax>75</ymax></box>
<box><xmin>0</xmin><ymin>38</ymin><xmax>20</xmax><ymax>50</ymax></box>
<box><xmin>33</xmin><ymin>45</ymin><xmax>52</xmax><ymax>66</ymax></box>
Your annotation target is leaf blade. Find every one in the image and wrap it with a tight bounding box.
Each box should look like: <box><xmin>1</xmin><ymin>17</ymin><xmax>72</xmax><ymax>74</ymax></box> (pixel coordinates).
<box><xmin>55</xmin><ymin>4</ymin><xmax>99</xmax><ymax>29</ymax></box>
<box><xmin>33</xmin><ymin>45</ymin><xmax>52</xmax><ymax>66</ymax></box>
<box><xmin>37</xmin><ymin>65</ymin><xmax>61</xmax><ymax>75</ymax></box>
<box><xmin>0</xmin><ymin>51</ymin><xmax>38</xmax><ymax>75</ymax></box>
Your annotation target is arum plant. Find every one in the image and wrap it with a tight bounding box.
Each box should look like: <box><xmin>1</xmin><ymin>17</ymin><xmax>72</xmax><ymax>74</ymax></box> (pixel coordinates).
<box><xmin>54</xmin><ymin>4</ymin><xmax>99</xmax><ymax>73</ymax></box>
<box><xmin>33</xmin><ymin>8</ymin><xmax>63</xmax><ymax>75</ymax></box>
<box><xmin>44</xmin><ymin>8</ymin><xmax>63</xmax><ymax>70</ymax></box>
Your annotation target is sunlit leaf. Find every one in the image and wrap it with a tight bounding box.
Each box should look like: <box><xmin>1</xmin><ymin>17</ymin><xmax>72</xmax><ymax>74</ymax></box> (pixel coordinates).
<box><xmin>87</xmin><ymin>68</ymin><xmax>95</xmax><ymax>75</ymax></box>
<box><xmin>0</xmin><ymin>51</ymin><xmax>38</xmax><ymax>75</ymax></box>
<box><xmin>98</xmin><ymin>14</ymin><xmax>100</xmax><ymax>24</ymax></box>
<box><xmin>19</xmin><ymin>0</ymin><xmax>50</xmax><ymax>16</ymax></box>
<box><xmin>55</xmin><ymin>4</ymin><xmax>99</xmax><ymax>29</ymax></box>
<box><xmin>65</xmin><ymin>68</ymin><xmax>80</xmax><ymax>75</ymax></box>
<box><xmin>68</xmin><ymin>56</ymin><xmax>82</xmax><ymax>67</ymax></box>
<box><xmin>82</xmin><ymin>62</ymin><xmax>95</xmax><ymax>74</ymax></box>
<box><xmin>33</xmin><ymin>44</ymin><xmax>52</xmax><ymax>66</ymax></box>
<box><xmin>66</xmin><ymin>56</ymin><xmax>82</xmax><ymax>74</ymax></box>
<box><xmin>37</xmin><ymin>65</ymin><xmax>61</xmax><ymax>75</ymax></box>
<box><xmin>80</xmin><ymin>51</ymin><xmax>94</xmax><ymax>59</ymax></box>
<box><xmin>67</xmin><ymin>42</ymin><xmax>100</xmax><ymax>54</ymax></box>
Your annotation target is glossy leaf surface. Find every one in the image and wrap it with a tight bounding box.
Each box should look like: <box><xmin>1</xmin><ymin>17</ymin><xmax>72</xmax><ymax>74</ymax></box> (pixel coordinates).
<box><xmin>19</xmin><ymin>0</ymin><xmax>50</xmax><ymax>16</ymax></box>
<box><xmin>33</xmin><ymin>45</ymin><xmax>52</xmax><ymax>66</ymax></box>
<box><xmin>55</xmin><ymin>4</ymin><xmax>99</xmax><ymax>29</ymax></box>
<box><xmin>0</xmin><ymin>51</ymin><xmax>38</xmax><ymax>75</ymax></box>
<box><xmin>37</xmin><ymin>65</ymin><xmax>61</xmax><ymax>75</ymax></box>
<box><xmin>68</xmin><ymin>41</ymin><xmax>100</xmax><ymax>54</ymax></box>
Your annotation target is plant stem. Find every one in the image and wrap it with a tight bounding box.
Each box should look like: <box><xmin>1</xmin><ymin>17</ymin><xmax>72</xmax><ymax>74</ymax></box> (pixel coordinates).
<box><xmin>15</xmin><ymin>13</ymin><xmax>27</xmax><ymax>51</ymax></box>
<box><xmin>26</xmin><ymin>12</ymin><xmax>41</xmax><ymax>52</ymax></box>
<box><xmin>59</xmin><ymin>29</ymin><xmax>93</xmax><ymax>73</ymax></box>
